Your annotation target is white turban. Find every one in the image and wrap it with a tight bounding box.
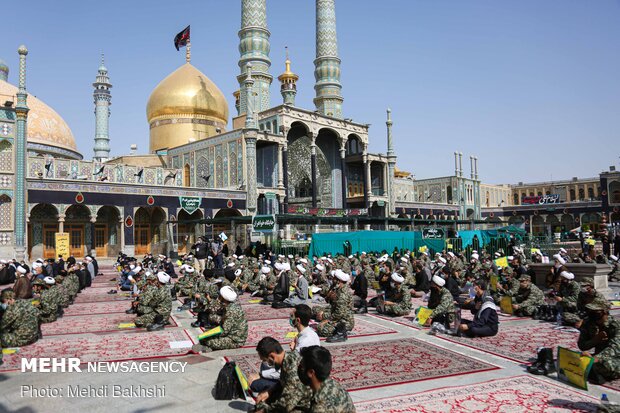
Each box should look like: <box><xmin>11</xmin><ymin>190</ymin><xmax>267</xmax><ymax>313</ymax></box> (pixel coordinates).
<box><xmin>391</xmin><ymin>273</ymin><xmax>405</xmax><ymax>283</ymax></box>
<box><xmin>185</xmin><ymin>266</ymin><xmax>195</xmax><ymax>274</ymax></box>
<box><xmin>437</xmin><ymin>257</ymin><xmax>447</xmax><ymax>264</ymax></box>
<box><xmin>261</xmin><ymin>266</ymin><xmax>271</xmax><ymax>274</ymax></box>
<box><xmin>234</xmin><ymin>269</ymin><xmax>242</xmax><ymax>277</ymax></box>
<box><xmin>447</xmin><ymin>252</ymin><xmax>455</xmax><ymax>258</ymax></box>
<box><xmin>296</xmin><ymin>264</ymin><xmax>306</xmax><ymax>274</ymax></box>
<box><xmin>553</xmin><ymin>254</ymin><xmax>566</xmax><ymax>265</ymax></box>
<box><xmin>432</xmin><ymin>275</ymin><xmax>445</xmax><ymax>287</ymax></box>
<box><xmin>264</xmin><ymin>260</ymin><xmax>271</xmax><ymax>265</ymax></box>
<box><xmin>300</xmin><ymin>258</ymin><xmax>308</xmax><ymax>264</ymax></box>
<box><xmin>43</xmin><ymin>276</ymin><xmax>56</xmax><ymax>285</ymax></box>
<box><xmin>471</xmin><ymin>253</ymin><xmax>479</xmax><ymax>261</ymax></box>
<box><xmin>133</xmin><ymin>266</ymin><xmax>142</xmax><ymax>273</ymax></box>
<box><xmin>559</xmin><ymin>248</ymin><xmax>567</xmax><ymax>254</ymax></box>
<box><xmin>227</xmin><ymin>262</ymin><xmax>235</xmax><ymax>268</ymax></box>
<box><xmin>220</xmin><ymin>286</ymin><xmax>237</xmax><ymax>302</ymax></box>
<box><xmin>315</xmin><ymin>264</ymin><xmax>325</xmax><ymax>271</ymax></box>
<box><xmin>17</xmin><ymin>266</ymin><xmax>27</xmax><ymax>274</ymax></box>
<box><xmin>157</xmin><ymin>272</ymin><xmax>170</xmax><ymax>284</ymax></box>
<box><xmin>560</xmin><ymin>271</ymin><xmax>574</xmax><ymax>280</ymax></box>
<box><xmin>334</xmin><ymin>270</ymin><xmax>350</xmax><ymax>283</ymax></box>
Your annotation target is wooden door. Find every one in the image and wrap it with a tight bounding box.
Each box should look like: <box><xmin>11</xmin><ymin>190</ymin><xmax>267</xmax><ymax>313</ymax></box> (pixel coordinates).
<box><xmin>94</xmin><ymin>225</ymin><xmax>108</xmax><ymax>257</ymax></box>
<box><xmin>68</xmin><ymin>226</ymin><xmax>84</xmax><ymax>257</ymax></box>
<box><xmin>135</xmin><ymin>225</ymin><xmax>150</xmax><ymax>255</ymax></box>
<box><xmin>43</xmin><ymin>225</ymin><xmax>57</xmax><ymax>259</ymax></box>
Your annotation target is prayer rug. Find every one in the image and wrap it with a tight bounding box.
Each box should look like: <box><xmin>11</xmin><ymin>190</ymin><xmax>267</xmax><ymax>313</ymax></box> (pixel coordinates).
<box><xmin>227</xmin><ymin>316</ymin><xmax>397</xmax><ymax>349</ymax></box>
<box><xmin>355</xmin><ymin>375</ymin><xmax>600</xmax><ymax>412</ymax></box>
<box><xmin>73</xmin><ymin>291</ymin><xmax>134</xmax><ymax>303</ymax></box>
<box><xmin>242</xmin><ymin>304</ymin><xmax>294</xmax><ymax>321</ymax></box>
<box><xmin>435</xmin><ymin>320</ymin><xmax>580</xmax><ymax>363</ymax></box>
<box><xmin>0</xmin><ymin>329</ymin><xmax>195</xmax><ymax>372</ymax></box>
<box><xmin>63</xmin><ymin>300</ymin><xmax>131</xmax><ymax>316</ymax></box>
<box><xmin>42</xmin><ymin>313</ymin><xmax>178</xmax><ymax>336</ymax></box>
<box><xmin>229</xmin><ymin>336</ymin><xmax>498</xmax><ymax>391</ymax></box>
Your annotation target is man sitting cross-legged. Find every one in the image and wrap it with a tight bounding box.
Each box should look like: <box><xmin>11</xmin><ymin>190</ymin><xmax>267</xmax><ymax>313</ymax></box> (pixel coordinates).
<box><xmin>251</xmin><ymin>336</ymin><xmax>312</xmax><ymax>413</ymax></box>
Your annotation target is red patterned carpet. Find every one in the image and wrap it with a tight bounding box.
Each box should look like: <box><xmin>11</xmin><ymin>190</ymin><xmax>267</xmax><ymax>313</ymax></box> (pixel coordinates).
<box><xmin>41</xmin><ymin>313</ymin><xmax>179</xmax><ymax>336</ymax></box>
<box><xmin>63</xmin><ymin>300</ymin><xmax>130</xmax><ymax>316</ymax></box>
<box><xmin>73</xmin><ymin>292</ymin><xmax>134</xmax><ymax>303</ymax></box>
<box><xmin>436</xmin><ymin>320</ymin><xmax>580</xmax><ymax>363</ymax></box>
<box><xmin>229</xmin><ymin>337</ymin><xmax>498</xmax><ymax>391</ymax></box>
<box><xmin>231</xmin><ymin>315</ymin><xmax>398</xmax><ymax>349</ymax></box>
<box><xmin>0</xmin><ymin>329</ymin><xmax>195</xmax><ymax>372</ymax></box>
<box><xmin>355</xmin><ymin>375</ymin><xmax>599</xmax><ymax>412</ymax></box>
<box><xmin>242</xmin><ymin>304</ymin><xmax>294</xmax><ymax>321</ymax></box>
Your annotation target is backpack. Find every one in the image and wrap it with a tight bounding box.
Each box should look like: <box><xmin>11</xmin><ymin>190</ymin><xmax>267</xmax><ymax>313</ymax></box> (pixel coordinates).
<box><xmin>214</xmin><ymin>361</ymin><xmax>244</xmax><ymax>400</ymax></box>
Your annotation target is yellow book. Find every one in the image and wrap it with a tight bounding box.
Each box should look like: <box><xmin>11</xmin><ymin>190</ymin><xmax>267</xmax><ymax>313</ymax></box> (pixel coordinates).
<box><xmin>118</xmin><ymin>323</ymin><xmax>136</xmax><ymax>329</ymax></box>
<box><xmin>418</xmin><ymin>246</ymin><xmax>428</xmax><ymax>253</ymax></box>
<box><xmin>557</xmin><ymin>346</ymin><xmax>594</xmax><ymax>391</ymax></box>
<box><xmin>494</xmin><ymin>257</ymin><xmax>508</xmax><ymax>268</ymax></box>
<box><xmin>285</xmin><ymin>331</ymin><xmax>299</xmax><ymax>339</ymax></box>
<box><xmin>198</xmin><ymin>325</ymin><xmax>223</xmax><ymax>341</ymax></box>
<box><xmin>248</xmin><ymin>299</ymin><xmax>262</xmax><ymax>304</ymax></box>
<box><xmin>499</xmin><ymin>296</ymin><xmax>513</xmax><ymax>315</ymax></box>
<box><xmin>371</xmin><ymin>281</ymin><xmax>381</xmax><ymax>290</ymax></box>
<box><xmin>446</xmin><ymin>243</ymin><xmax>453</xmax><ymax>249</ymax></box>
<box><xmin>2</xmin><ymin>348</ymin><xmax>19</xmax><ymax>355</ymax></box>
<box><xmin>415</xmin><ymin>306</ymin><xmax>433</xmax><ymax>326</ymax></box>
<box><xmin>610</xmin><ymin>301</ymin><xmax>620</xmax><ymax>307</ymax></box>
<box><xmin>31</xmin><ymin>300</ymin><xmax>40</xmax><ymax>306</ymax></box>
<box><xmin>489</xmin><ymin>275</ymin><xmax>499</xmax><ymax>292</ymax></box>
<box><xmin>234</xmin><ymin>364</ymin><xmax>250</xmax><ymax>398</ymax></box>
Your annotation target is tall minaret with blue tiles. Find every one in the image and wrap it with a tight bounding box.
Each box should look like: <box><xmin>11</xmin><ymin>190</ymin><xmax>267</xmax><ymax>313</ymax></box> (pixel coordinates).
<box><xmin>93</xmin><ymin>54</ymin><xmax>112</xmax><ymax>162</ymax></box>
<box><xmin>314</xmin><ymin>0</ymin><xmax>343</xmax><ymax>118</ymax></box>
<box><xmin>14</xmin><ymin>46</ymin><xmax>29</xmax><ymax>260</ymax></box>
<box><xmin>237</xmin><ymin>0</ymin><xmax>272</xmax><ymax>116</ymax></box>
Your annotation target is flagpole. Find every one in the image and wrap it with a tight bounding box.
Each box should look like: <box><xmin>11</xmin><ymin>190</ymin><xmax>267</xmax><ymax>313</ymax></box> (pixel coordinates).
<box><xmin>186</xmin><ymin>40</ymin><xmax>191</xmax><ymax>64</ymax></box>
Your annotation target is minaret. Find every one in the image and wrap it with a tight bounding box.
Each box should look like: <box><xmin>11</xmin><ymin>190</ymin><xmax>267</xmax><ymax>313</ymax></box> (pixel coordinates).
<box><xmin>14</xmin><ymin>46</ymin><xmax>29</xmax><ymax>260</ymax></box>
<box><xmin>0</xmin><ymin>58</ymin><xmax>8</xmax><ymax>82</ymax></box>
<box><xmin>93</xmin><ymin>54</ymin><xmax>112</xmax><ymax>162</ymax></box>
<box><xmin>277</xmin><ymin>47</ymin><xmax>299</xmax><ymax>106</ymax></box>
<box><xmin>314</xmin><ymin>0</ymin><xmax>343</xmax><ymax>118</ymax></box>
<box><xmin>238</xmin><ymin>0</ymin><xmax>272</xmax><ymax>115</ymax></box>
<box><xmin>244</xmin><ymin>63</ymin><xmax>258</xmax><ymax>213</ymax></box>
<box><xmin>386</xmin><ymin>108</ymin><xmax>396</xmax><ymax>216</ymax></box>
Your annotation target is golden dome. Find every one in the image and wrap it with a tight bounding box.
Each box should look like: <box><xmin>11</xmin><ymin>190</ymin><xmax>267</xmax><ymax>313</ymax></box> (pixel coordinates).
<box><xmin>146</xmin><ymin>63</ymin><xmax>229</xmax><ymax>152</ymax></box>
<box><xmin>0</xmin><ymin>79</ymin><xmax>80</xmax><ymax>157</ymax></box>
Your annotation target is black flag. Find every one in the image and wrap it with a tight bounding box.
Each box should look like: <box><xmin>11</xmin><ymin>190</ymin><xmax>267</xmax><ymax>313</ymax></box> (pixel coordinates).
<box><xmin>174</xmin><ymin>25</ymin><xmax>190</xmax><ymax>51</ymax></box>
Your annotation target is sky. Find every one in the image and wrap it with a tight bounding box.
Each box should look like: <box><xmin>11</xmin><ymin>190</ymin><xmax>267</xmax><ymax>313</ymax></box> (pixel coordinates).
<box><xmin>2</xmin><ymin>0</ymin><xmax>619</xmax><ymax>184</ymax></box>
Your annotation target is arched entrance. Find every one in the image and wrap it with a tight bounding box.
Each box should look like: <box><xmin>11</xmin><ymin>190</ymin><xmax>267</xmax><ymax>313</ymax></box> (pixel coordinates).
<box><xmin>134</xmin><ymin>207</ymin><xmax>166</xmax><ymax>256</ymax></box>
<box><xmin>177</xmin><ymin>209</ymin><xmax>204</xmax><ymax>255</ymax></box>
<box><xmin>581</xmin><ymin>213</ymin><xmax>600</xmax><ymax>233</ymax></box>
<box><xmin>560</xmin><ymin>214</ymin><xmax>574</xmax><ymax>232</ymax></box>
<box><xmin>95</xmin><ymin>206</ymin><xmax>121</xmax><ymax>258</ymax></box>
<box><xmin>546</xmin><ymin>215</ymin><xmax>560</xmax><ymax>234</ymax></box>
<box><xmin>212</xmin><ymin>208</ymin><xmax>244</xmax><ymax>251</ymax></box>
<box><xmin>28</xmin><ymin>204</ymin><xmax>59</xmax><ymax>259</ymax></box>
<box><xmin>531</xmin><ymin>215</ymin><xmax>545</xmax><ymax>236</ymax></box>
<box><xmin>65</xmin><ymin>204</ymin><xmax>91</xmax><ymax>258</ymax></box>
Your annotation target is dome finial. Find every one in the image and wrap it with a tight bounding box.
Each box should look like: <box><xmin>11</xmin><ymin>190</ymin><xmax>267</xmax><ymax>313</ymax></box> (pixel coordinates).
<box><xmin>186</xmin><ymin>40</ymin><xmax>191</xmax><ymax>64</ymax></box>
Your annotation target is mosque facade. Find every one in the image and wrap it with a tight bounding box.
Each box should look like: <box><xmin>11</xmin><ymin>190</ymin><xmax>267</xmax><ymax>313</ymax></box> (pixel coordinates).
<box><xmin>1</xmin><ymin>0</ymin><xmax>619</xmax><ymax>260</ymax></box>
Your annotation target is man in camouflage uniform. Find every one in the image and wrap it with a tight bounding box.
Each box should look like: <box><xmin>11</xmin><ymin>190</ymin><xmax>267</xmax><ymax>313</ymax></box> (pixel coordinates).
<box><xmin>0</xmin><ymin>289</ymin><xmax>40</xmax><ymax>347</ymax></box>
<box><xmin>492</xmin><ymin>265</ymin><xmax>519</xmax><ymax>303</ymax></box>
<box><xmin>33</xmin><ymin>277</ymin><xmax>60</xmax><ymax>323</ymax></box>
<box><xmin>143</xmin><ymin>272</ymin><xmax>172</xmax><ymax>331</ymax></box>
<box><xmin>578</xmin><ymin>302</ymin><xmax>620</xmax><ymax>384</ymax></box>
<box><xmin>175</xmin><ymin>266</ymin><xmax>199</xmax><ymax>298</ymax></box>
<box><xmin>426</xmin><ymin>275</ymin><xmax>456</xmax><ymax>328</ymax></box>
<box><xmin>198</xmin><ymin>286</ymin><xmax>247</xmax><ymax>351</ymax></box>
<box><xmin>379</xmin><ymin>273</ymin><xmax>412</xmax><ymax>316</ymax></box>
<box><xmin>253</xmin><ymin>336</ymin><xmax>311</xmax><ymax>413</ymax></box>
<box><xmin>191</xmin><ymin>269</ymin><xmax>222</xmax><ymax>328</ymax></box>
<box><xmin>552</xmin><ymin>271</ymin><xmax>580</xmax><ymax>324</ymax></box>
<box><xmin>132</xmin><ymin>273</ymin><xmax>159</xmax><ymax>326</ymax></box>
<box><xmin>314</xmin><ymin>270</ymin><xmax>354</xmax><ymax>342</ymax></box>
<box><xmin>64</xmin><ymin>268</ymin><xmax>80</xmax><ymax>302</ymax></box>
<box><xmin>512</xmin><ymin>274</ymin><xmax>545</xmax><ymax>317</ymax></box>
<box><xmin>298</xmin><ymin>346</ymin><xmax>355</xmax><ymax>413</ymax></box>
<box><xmin>53</xmin><ymin>275</ymin><xmax>71</xmax><ymax>309</ymax></box>
<box><xmin>563</xmin><ymin>277</ymin><xmax>608</xmax><ymax>327</ymax></box>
